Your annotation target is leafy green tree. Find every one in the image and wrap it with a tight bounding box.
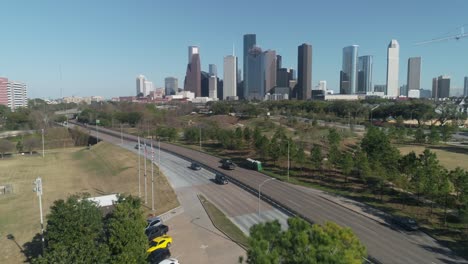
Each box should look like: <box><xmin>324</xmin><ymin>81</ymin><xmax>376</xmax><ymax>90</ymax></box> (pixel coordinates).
<box><xmin>427</xmin><ymin>127</ymin><xmax>440</xmax><ymax>144</ymax></box>
<box><xmin>440</xmin><ymin>124</ymin><xmax>455</xmax><ymax>142</ymax></box>
<box><xmin>341</xmin><ymin>152</ymin><xmax>354</xmax><ymax>183</ymax></box>
<box><xmin>450</xmin><ymin>168</ymin><xmax>468</xmax><ymax>215</ymax></box>
<box><xmin>245</xmin><ymin>217</ymin><xmax>366</xmax><ymax>264</ymax></box>
<box><xmin>354</xmin><ymin>150</ymin><xmax>371</xmax><ymax>180</ymax></box>
<box><xmin>361</xmin><ymin>126</ymin><xmax>400</xmax><ymax>175</ymax></box>
<box><xmin>293</xmin><ymin>145</ymin><xmax>306</xmax><ymax>169</ymax></box>
<box><xmin>0</xmin><ymin>139</ymin><xmax>14</xmax><ymax>158</ymax></box>
<box><xmin>243</xmin><ymin>127</ymin><xmax>252</xmax><ymax>142</ymax></box>
<box><xmin>328</xmin><ymin>145</ymin><xmax>341</xmax><ymax>167</ymax></box>
<box><xmin>16</xmin><ymin>140</ymin><xmax>24</xmax><ymax>153</ymax></box>
<box><xmin>310</xmin><ymin>144</ymin><xmax>323</xmax><ymax>170</ymax></box>
<box><xmin>327</xmin><ymin>128</ymin><xmax>341</xmax><ymax>147</ymax></box>
<box><xmin>414</xmin><ymin>128</ymin><xmax>426</xmax><ymax>144</ymax></box>
<box><xmin>106</xmin><ymin>195</ymin><xmax>147</xmax><ymax>264</ymax></box>
<box><xmin>24</xmin><ymin>137</ymin><xmax>41</xmax><ymax>154</ymax></box>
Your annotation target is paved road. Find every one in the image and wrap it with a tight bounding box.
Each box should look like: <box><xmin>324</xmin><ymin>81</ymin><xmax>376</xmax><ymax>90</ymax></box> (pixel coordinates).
<box><xmin>75</xmin><ymin>122</ymin><xmax>466</xmax><ymax>264</ymax></box>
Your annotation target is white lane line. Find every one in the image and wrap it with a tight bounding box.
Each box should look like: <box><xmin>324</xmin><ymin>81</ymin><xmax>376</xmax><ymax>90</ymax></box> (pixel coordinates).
<box><xmin>287</xmin><ymin>199</ymin><xmax>302</xmax><ymax>208</ymax></box>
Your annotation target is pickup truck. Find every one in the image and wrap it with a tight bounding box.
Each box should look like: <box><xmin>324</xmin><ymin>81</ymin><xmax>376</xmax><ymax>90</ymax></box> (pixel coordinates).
<box><xmin>146</xmin><ymin>224</ymin><xmax>169</xmax><ymax>241</ymax></box>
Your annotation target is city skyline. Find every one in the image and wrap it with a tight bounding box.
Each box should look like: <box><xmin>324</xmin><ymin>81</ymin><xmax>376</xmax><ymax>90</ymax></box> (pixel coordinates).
<box><xmin>0</xmin><ymin>1</ymin><xmax>467</xmax><ymax>98</ymax></box>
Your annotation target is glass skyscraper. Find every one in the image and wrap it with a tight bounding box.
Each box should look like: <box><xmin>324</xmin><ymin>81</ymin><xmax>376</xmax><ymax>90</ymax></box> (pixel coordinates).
<box><xmin>340</xmin><ymin>45</ymin><xmax>359</xmax><ymax>94</ymax></box>
<box><xmin>407</xmin><ymin>57</ymin><xmax>421</xmax><ymax>95</ymax></box>
<box><xmin>297</xmin><ymin>43</ymin><xmax>312</xmax><ymax>100</ymax></box>
<box><xmin>245</xmin><ymin>46</ymin><xmax>264</xmax><ymax>100</ymax></box>
<box><xmin>243</xmin><ymin>34</ymin><xmax>256</xmax><ymax>98</ymax></box>
<box><xmin>358</xmin><ymin>55</ymin><xmax>373</xmax><ymax>93</ymax></box>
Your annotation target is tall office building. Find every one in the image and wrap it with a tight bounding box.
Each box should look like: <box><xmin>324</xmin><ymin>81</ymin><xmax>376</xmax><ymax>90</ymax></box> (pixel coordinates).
<box><xmin>358</xmin><ymin>55</ymin><xmax>373</xmax><ymax>93</ymax></box>
<box><xmin>165</xmin><ymin>77</ymin><xmax>178</xmax><ymax>96</ymax></box>
<box><xmin>432</xmin><ymin>77</ymin><xmax>438</xmax><ymax>100</ymax></box>
<box><xmin>209</xmin><ymin>64</ymin><xmax>217</xmax><ymax>77</ymax></box>
<box><xmin>201</xmin><ymin>71</ymin><xmax>210</xmax><ymax>97</ymax></box>
<box><xmin>184</xmin><ymin>46</ymin><xmax>201</xmax><ymax>97</ymax></box>
<box><xmin>297</xmin><ymin>43</ymin><xmax>312</xmax><ymax>100</ymax></box>
<box><xmin>277</xmin><ymin>68</ymin><xmax>290</xmax><ymax>87</ymax></box>
<box><xmin>316</xmin><ymin>80</ymin><xmax>327</xmax><ymax>91</ymax></box>
<box><xmin>223</xmin><ymin>55</ymin><xmax>237</xmax><ymax>99</ymax></box>
<box><xmin>136</xmin><ymin>75</ymin><xmax>146</xmax><ymax>96</ymax></box>
<box><xmin>0</xmin><ymin>78</ymin><xmax>27</xmax><ymax>111</ymax></box>
<box><xmin>243</xmin><ymin>34</ymin><xmax>256</xmax><ymax>96</ymax></box>
<box><xmin>464</xmin><ymin>76</ymin><xmax>468</xmax><ymax>97</ymax></box>
<box><xmin>432</xmin><ymin>75</ymin><xmax>451</xmax><ymax>100</ymax></box>
<box><xmin>245</xmin><ymin>46</ymin><xmax>264</xmax><ymax>100</ymax></box>
<box><xmin>407</xmin><ymin>57</ymin><xmax>421</xmax><ymax>96</ymax></box>
<box><xmin>263</xmin><ymin>50</ymin><xmax>277</xmax><ymax>94</ymax></box>
<box><xmin>386</xmin><ymin>40</ymin><xmax>400</xmax><ymax>97</ymax></box>
<box><xmin>276</xmin><ymin>55</ymin><xmax>282</xmax><ymax>69</ymax></box>
<box><xmin>144</xmin><ymin>80</ymin><xmax>153</xmax><ymax>96</ymax></box>
<box><xmin>340</xmin><ymin>45</ymin><xmax>359</xmax><ymax>94</ymax></box>
<box><xmin>209</xmin><ymin>76</ymin><xmax>217</xmax><ymax>99</ymax></box>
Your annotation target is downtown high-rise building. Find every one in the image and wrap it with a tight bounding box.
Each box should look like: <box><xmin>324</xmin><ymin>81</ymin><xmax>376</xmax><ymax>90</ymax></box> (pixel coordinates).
<box><xmin>164</xmin><ymin>77</ymin><xmax>178</xmax><ymax>96</ymax></box>
<box><xmin>184</xmin><ymin>46</ymin><xmax>201</xmax><ymax>97</ymax></box>
<box><xmin>432</xmin><ymin>75</ymin><xmax>450</xmax><ymax>100</ymax></box>
<box><xmin>297</xmin><ymin>43</ymin><xmax>312</xmax><ymax>100</ymax></box>
<box><xmin>386</xmin><ymin>39</ymin><xmax>400</xmax><ymax>97</ymax></box>
<box><xmin>0</xmin><ymin>77</ymin><xmax>27</xmax><ymax>111</ymax></box>
<box><xmin>209</xmin><ymin>64</ymin><xmax>217</xmax><ymax>77</ymax></box>
<box><xmin>209</xmin><ymin>76</ymin><xmax>217</xmax><ymax>99</ymax></box>
<box><xmin>358</xmin><ymin>55</ymin><xmax>373</xmax><ymax>93</ymax></box>
<box><xmin>245</xmin><ymin>46</ymin><xmax>264</xmax><ymax>100</ymax></box>
<box><xmin>223</xmin><ymin>55</ymin><xmax>237</xmax><ymax>99</ymax></box>
<box><xmin>464</xmin><ymin>76</ymin><xmax>468</xmax><ymax>97</ymax></box>
<box><xmin>407</xmin><ymin>57</ymin><xmax>421</xmax><ymax>96</ymax></box>
<box><xmin>144</xmin><ymin>80</ymin><xmax>153</xmax><ymax>96</ymax></box>
<box><xmin>263</xmin><ymin>50</ymin><xmax>277</xmax><ymax>94</ymax></box>
<box><xmin>136</xmin><ymin>75</ymin><xmax>146</xmax><ymax>96</ymax></box>
<box><xmin>340</xmin><ymin>45</ymin><xmax>359</xmax><ymax>94</ymax></box>
<box><xmin>243</xmin><ymin>34</ymin><xmax>256</xmax><ymax>97</ymax></box>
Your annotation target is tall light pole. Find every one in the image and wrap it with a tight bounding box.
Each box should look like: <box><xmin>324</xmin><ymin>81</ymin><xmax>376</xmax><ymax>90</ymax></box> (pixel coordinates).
<box><xmin>258</xmin><ymin>178</ymin><xmax>276</xmax><ymax>217</ymax></box>
<box><xmin>287</xmin><ymin>140</ymin><xmax>290</xmax><ymax>182</ymax></box>
<box><xmin>151</xmin><ymin>140</ymin><xmax>155</xmax><ymax>211</ymax></box>
<box><xmin>95</xmin><ymin>120</ymin><xmax>100</xmax><ymax>143</ymax></box>
<box><xmin>41</xmin><ymin>129</ymin><xmax>45</xmax><ymax>158</ymax></box>
<box><xmin>120</xmin><ymin>123</ymin><xmax>123</xmax><ymax>145</ymax></box>
<box><xmin>199</xmin><ymin>126</ymin><xmax>202</xmax><ymax>151</ymax></box>
<box><xmin>33</xmin><ymin>177</ymin><xmax>44</xmax><ymax>254</ymax></box>
<box><xmin>144</xmin><ymin>138</ymin><xmax>147</xmax><ymax>204</ymax></box>
<box><xmin>137</xmin><ymin>136</ymin><xmax>141</xmax><ymax>197</ymax></box>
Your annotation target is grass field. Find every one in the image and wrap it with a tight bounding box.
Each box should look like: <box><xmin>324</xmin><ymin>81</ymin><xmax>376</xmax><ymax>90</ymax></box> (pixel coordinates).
<box><xmin>0</xmin><ymin>142</ymin><xmax>178</xmax><ymax>263</ymax></box>
<box><xmin>397</xmin><ymin>144</ymin><xmax>468</xmax><ymax>171</ymax></box>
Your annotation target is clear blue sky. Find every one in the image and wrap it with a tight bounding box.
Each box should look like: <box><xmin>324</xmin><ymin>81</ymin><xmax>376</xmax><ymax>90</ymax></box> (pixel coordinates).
<box><xmin>0</xmin><ymin>0</ymin><xmax>467</xmax><ymax>98</ymax></box>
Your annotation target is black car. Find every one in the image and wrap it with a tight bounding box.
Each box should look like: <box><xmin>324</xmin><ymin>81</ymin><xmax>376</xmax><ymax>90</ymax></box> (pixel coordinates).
<box><xmin>221</xmin><ymin>160</ymin><xmax>235</xmax><ymax>170</ymax></box>
<box><xmin>147</xmin><ymin>248</ymin><xmax>171</xmax><ymax>264</ymax></box>
<box><xmin>146</xmin><ymin>224</ymin><xmax>169</xmax><ymax>241</ymax></box>
<box><xmin>215</xmin><ymin>173</ymin><xmax>228</xmax><ymax>185</ymax></box>
<box><xmin>392</xmin><ymin>217</ymin><xmax>419</xmax><ymax>231</ymax></box>
<box><xmin>190</xmin><ymin>162</ymin><xmax>202</xmax><ymax>170</ymax></box>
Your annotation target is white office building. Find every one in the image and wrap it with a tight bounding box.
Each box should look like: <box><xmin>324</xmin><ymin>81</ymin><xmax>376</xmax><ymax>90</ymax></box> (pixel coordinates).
<box><xmin>223</xmin><ymin>55</ymin><xmax>237</xmax><ymax>100</ymax></box>
<box><xmin>7</xmin><ymin>81</ymin><xmax>27</xmax><ymax>111</ymax></box>
<box><xmin>208</xmin><ymin>76</ymin><xmax>217</xmax><ymax>99</ymax></box>
<box><xmin>136</xmin><ymin>75</ymin><xmax>146</xmax><ymax>96</ymax></box>
<box><xmin>386</xmin><ymin>40</ymin><xmax>400</xmax><ymax>98</ymax></box>
<box><xmin>144</xmin><ymin>80</ymin><xmax>153</xmax><ymax>96</ymax></box>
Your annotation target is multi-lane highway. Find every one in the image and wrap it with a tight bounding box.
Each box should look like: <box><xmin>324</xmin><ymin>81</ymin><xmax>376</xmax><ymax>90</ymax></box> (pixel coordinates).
<box><xmin>74</xmin><ymin>122</ymin><xmax>466</xmax><ymax>264</ymax></box>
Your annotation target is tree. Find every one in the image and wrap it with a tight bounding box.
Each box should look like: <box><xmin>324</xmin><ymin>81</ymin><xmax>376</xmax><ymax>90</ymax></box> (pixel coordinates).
<box><xmin>0</xmin><ymin>139</ymin><xmax>14</xmax><ymax>158</ymax></box>
<box><xmin>341</xmin><ymin>152</ymin><xmax>354</xmax><ymax>183</ymax></box>
<box><xmin>16</xmin><ymin>140</ymin><xmax>24</xmax><ymax>153</ymax></box>
<box><xmin>354</xmin><ymin>150</ymin><xmax>371</xmax><ymax>180</ymax></box>
<box><xmin>245</xmin><ymin>217</ymin><xmax>366</xmax><ymax>264</ymax></box>
<box><xmin>310</xmin><ymin>145</ymin><xmax>323</xmax><ymax>170</ymax></box>
<box><xmin>106</xmin><ymin>195</ymin><xmax>147</xmax><ymax>264</ymax></box>
<box><xmin>24</xmin><ymin>137</ymin><xmax>40</xmax><ymax>154</ymax></box>
<box><xmin>328</xmin><ymin>145</ymin><xmax>341</xmax><ymax>167</ymax></box>
<box><xmin>327</xmin><ymin>128</ymin><xmax>341</xmax><ymax>147</ymax></box>
<box><xmin>427</xmin><ymin>127</ymin><xmax>440</xmax><ymax>145</ymax></box>
<box><xmin>244</xmin><ymin>127</ymin><xmax>252</xmax><ymax>142</ymax></box>
<box><xmin>361</xmin><ymin>126</ymin><xmax>400</xmax><ymax>175</ymax></box>
<box><xmin>440</xmin><ymin>124</ymin><xmax>456</xmax><ymax>142</ymax></box>
<box><xmin>414</xmin><ymin>128</ymin><xmax>426</xmax><ymax>144</ymax></box>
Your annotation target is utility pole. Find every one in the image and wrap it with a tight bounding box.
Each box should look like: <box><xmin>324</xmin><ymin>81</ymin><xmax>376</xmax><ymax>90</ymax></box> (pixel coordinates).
<box><xmin>144</xmin><ymin>138</ymin><xmax>147</xmax><ymax>204</ymax></box>
<box><xmin>151</xmin><ymin>140</ymin><xmax>154</xmax><ymax>211</ymax></box>
<box><xmin>33</xmin><ymin>177</ymin><xmax>45</xmax><ymax>254</ymax></box>
<box><xmin>199</xmin><ymin>126</ymin><xmax>202</xmax><ymax>151</ymax></box>
<box><xmin>138</xmin><ymin>136</ymin><xmax>141</xmax><ymax>197</ymax></box>
<box><xmin>96</xmin><ymin>120</ymin><xmax>100</xmax><ymax>143</ymax></box>
<box><xmin>287</xmin><ymin>140</ymin><xmax>290</xmax><ymax>182</ymax></box>
<box><xmin>41</xmin><ymin>129</ymin><xmax>45</xmax><ymax>158</ymax></box>
<box><xmin>120</xmin><ymin>123</ymin><xmax>123</xmax><ymax>144</ymax></box>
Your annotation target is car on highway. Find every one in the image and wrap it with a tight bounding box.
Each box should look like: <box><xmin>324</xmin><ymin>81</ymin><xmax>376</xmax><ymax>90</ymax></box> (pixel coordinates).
<box><xmin>190</xmin><ymin>162</ymin><xmax>202</xmax><ymax>170</ymax></box>
<box><xmin>221</xmin><ymin>159</ymin><xmax>235</xmax><ymax>170</ymax></box>
<box><xmin>147</xmin><ymin>235</ymin><xmax>172</xmax><ymax>253</ymax></box>
<box><xmin>146</xmin><ymin>216</ymin><xmax>163</xmax><ymax>231</ymax></box>
<box><xmin>146</xmin><ymin>224</ymin><xmax>169</xmax><ymax>241</ymax></box>
<box><xmin>158</xmin><ymin>258</ymin><xmax>179</xmax><ymax>264</ymax></box>
<box><xmin>135</xmin><ymin>144</ymin><xmax>143</xmax><ymax>150</ymax></box>
<box><xmin>147</xmin><ymin>248</ymin><xmax>171</xmax><ymax>264</ymax></box>
<box><xmin>215</xmin><ymin>173</ymin><xmax>228</xmax><ymax>185</ymax></box>
<box><xmin>392</xmin><ymin>216</ymin><xmax>419</xmax><ymax>231</ymax></box>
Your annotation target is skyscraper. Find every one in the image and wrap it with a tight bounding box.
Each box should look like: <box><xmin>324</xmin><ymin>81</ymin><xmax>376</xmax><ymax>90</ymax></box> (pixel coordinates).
<box><xmin>136</xmin><ymin>75</ymin><xmax>145</xmax><ymax>96</ymax></box>
<box><xmin>209</xmin><ymin>64</ymin><xmax>217</xmax><ymax>77</ymax></box>
<box><xmin>407</xmin><ymin>57</ymin><xmax>421</xmax><ymax>96</ymax></box>
<box><xmin>277</xmin><ymin>68</ymin><xmax>290</xmax><ymax>87</ymax></box>
<box><xmin>340</xmin><ymin>45</ymin><xmax>359</xmax><ymax>94</ymax></box>
<box><xmin>432</xmin><ymin>77</ymin><xmax>438</xmax><ymax>100</ymax></box>
<box><xmin>297</xmin><ymin>43</ymin><xmax>312</xmax><ymax>100</ymax></box>
<box><xmin>245</xmin><ymin>46</ymin><xmax>264</xmax><ymax>100</ymax></box>
<box><xmin>209</xmin><ymin>76</ymin><xmax>217</xmax><ymax>99</ymax></box>
<box><xmin>164</xmin><ymin>77</ymin><xmax>178</xmax><ymax>96</ymax></box>
<box><xmin>386</xmin><ymin>40</ymin><xmax>400</xmax><ymax>97</ymax></box>
<box><xmin>432</xmin><ymin>75</ymin><xmax>451</xmax><ymax>100</ymax></box>
<box><xmin>263</xmin><ymin>50</ymin><xmax>277</xmax><ymax>94</ymax></box>
<box><xmin>276</xmin><ymin>55</ymin><xmax>282</xmax><ymax>69</ymax></box>
<box><xmin>358</xmin><ymin>55</ymin><xmax>373</xmax><ymax>93</ymax></box>
<box><xmin>184</xmin><ymin>46</ymin><xmax>201</xmax><ymax>97</ymax></box>
<box><xmin>464</xmin><ymin>76</ymin><xmax>468</xmax><ymax>97</ymax></box>
<box><xmin>243</xmin><ymin>34</ymin><xmax>256</xmax><ymax>96</ymax></box>
<box><xmin>223</xmin><ymin>55</ymin><xmax>237</xmax><ymax>99</ymax></box>
<box><xmin>0</xmin><ymin>77</ymin><xmax>28</xmax><ymax>111</ymax></box>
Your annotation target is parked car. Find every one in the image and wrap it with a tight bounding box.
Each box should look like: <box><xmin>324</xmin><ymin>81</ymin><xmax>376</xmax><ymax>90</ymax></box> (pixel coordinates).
<box><xmin>392</xmin><ymin>216</ymin><xmax>419</xmax><ymax>231</ymax></box>
<box><xmin>146</xmin><ymin>216</ymin><xmax>163</xmax><ymax>231</ymax></box>
<box><xmin>190</xmin><ymin>162</ymin><xmax>201</xmax><ymax>170</ymax></box>
<box><xmin>221</xmin><ymin>159</ymin><xmax>235</xmax><ymax>170</ymax></box>
<box><xmin>147</xmin><ymin>248</ymin><xmax>171</xmax><ymax>264</ymax></box>
<box><xmin>215</xmin><ymin>173</ymin><xmax>228</xmax><ymax>185</ymax></box>
<box><xmin>146</xmin><ymin>224</ymin><xmax>169</xmax><ymax>241</ymax></box>
<box><xmin>147</xmin><ymin>235</ymin><xmax>172</xmax><ymax>253</ymax></box>
<box><xmin>158</xmin><ymin>258</ymin><xmax>179</xmax><ymax>264</ymax></box>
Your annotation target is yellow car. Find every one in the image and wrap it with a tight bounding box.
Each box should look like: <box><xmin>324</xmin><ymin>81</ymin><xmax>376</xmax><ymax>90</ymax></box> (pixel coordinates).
<box><xmin>147</xmin><ymin>235</ymin><xmax>172</xmax><ymax>253</ymax></box>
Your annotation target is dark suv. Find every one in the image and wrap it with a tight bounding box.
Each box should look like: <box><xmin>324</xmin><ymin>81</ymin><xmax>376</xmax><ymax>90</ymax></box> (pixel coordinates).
<box><xmin>221</xmin><ymin>159</ymin><xmax>235</xmax><ymax>170</ymax></box>
<box><xmin>148</xmin><ymin>248</ymin><xmax>171</xmax><ymax>264</ymax></box>
<box><xmin>146</xmin><ymin>224</ymin><xmax>169</xmax><ymax>241</ymax></box>
<box><xmin>190</xmin><ymin>162</ymin><xmax>202</xmax><ymax>170</ymax></box>
<box><xmin>392</xmin><ymin>217</ymin><xmax>419</xmax><ymax>231</ymax></box>
<box><xmin>215</xmin><ymin>173</ymin><xmax>228</xmax><ymax>185</ymax></box>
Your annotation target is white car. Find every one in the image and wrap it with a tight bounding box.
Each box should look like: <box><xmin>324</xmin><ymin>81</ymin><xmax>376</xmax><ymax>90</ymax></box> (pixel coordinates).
<box><xmin>159</xmin><ymin>258</ymin><xmax>179</xmax><ymax>264</ymax></box>
<box><xmin>146</xmin><ymin>216</ymin><xmax>163</xmax><ymax>230</ymax></box>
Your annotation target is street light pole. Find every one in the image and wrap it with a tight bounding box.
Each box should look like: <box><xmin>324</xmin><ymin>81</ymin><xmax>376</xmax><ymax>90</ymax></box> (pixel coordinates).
<box><xmin>287</xmin><ymin>140</ymin><xmax>290</xmax><ymax>182</ymax></box>
<box><xmin>258</xmin><ymin>178</ymin><xmax>276</xmax><ymax>217</ymax></box>
<box><xmin>144</xmin><ymin>138</ymin><xmax>147</xmax><ymax>204</ymax></box>
<box><xmin>33</xmin><ymin>177</ymin><xmax>44</xmax><ymax>254</ymax></box>
<box><xmin>41</xmin><ymin>129</ymin><xmax>45</xmax><ymax>158</ymax></box>
<box><xmin>151</xmin><ymin>140</ymin><xmax>154</xmax><ymax>211</ymax></box>
<box><xmin>120</xmin><ymin>123</ymin><xmax>123</xmax><ymax>145</ymax></box>
<box><xmin>138</xmin><ymin>136</ymin><xmax>141</xmax><ymax>197</ymax></box>
<box><xmin>199</xmin><ymin>126</ymin><xmax>202</xmax><ymax>151</ymax></box>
